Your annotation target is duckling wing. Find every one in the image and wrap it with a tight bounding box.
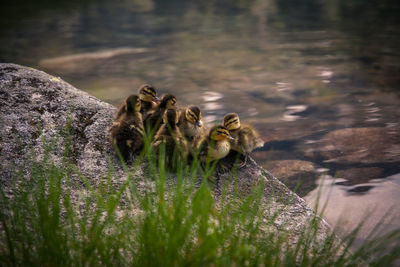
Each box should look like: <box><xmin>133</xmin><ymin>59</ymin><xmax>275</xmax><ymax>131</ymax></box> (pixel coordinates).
<box><xmin>190</xmin><ymin>132</ymin><xmax>204</xmax><ymax>151</ymax></box>
<box><xmin>238</xmin><ymin>129</ymin><xmax>252</xmax><ymax>153</ymax></box>
<box><xmin>197</xmin><ymin>138</ymin><xmax>210</xmax><ymax>161</ymax></box>
<box><xmin>153</xmin><ymin>134</ymin><xmax>189</xmax><ymax>170</ymax></box>
<box><xmin>140</xmin><ymin>101</ymin><xmax>154</xmax><ymax>117</ymax></box>
<box><xmin>176</xmin><ymin>108</ymin><xmax>186</xmax><ymax>126</ymax></box>
<box><xmin>109</xmin><ymin>120</ymin><xmax>143</xmax><ymax>159</ymax></box>
<box><xmin>177</xmin><ymin>114</ymin><xmax>192</xmax><ymax>139</ymax></box>
<box><xmin>108</xmin><ymin>120</ymin><xmax>120</xmax><ymax>135</ymax></box>
<box><xmin>144</xmin><ymin>109</ymin><xmax>164</xmax><ymax>133</ymax></box>
<box><xmin>153</xmin><ymin>135</ymin><xmax>174</xmax><ymax>153</ymax></box>
<box><xmin>238</xmin><ymin>126</ymin><xmax>264</xmax><ymax>153</ymax></box>
<box><xmin>125</xmin><ymin>120</ymin><xmax>144</xmax><ymax>151</ymax></box>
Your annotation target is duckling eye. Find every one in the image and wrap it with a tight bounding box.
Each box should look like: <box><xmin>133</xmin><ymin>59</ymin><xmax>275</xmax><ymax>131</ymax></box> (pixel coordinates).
<box><xmin>216</xmin><ymin>130</ymin><xmax>227</xmax><ymax>136</ymax></box>
<box><xmin>187</xmin><ymin>110</ymin><xmax>198</xmax><ymax>120</ymax></box>
<box><xmin>225</xmin><ymin>119</ymin><xmax>238</xmax><ymax>126</ymax></box>
<box><xmin>142</xmin><ymin>89</ymin><xmax>155</xmax><ymax>97</ymax></box>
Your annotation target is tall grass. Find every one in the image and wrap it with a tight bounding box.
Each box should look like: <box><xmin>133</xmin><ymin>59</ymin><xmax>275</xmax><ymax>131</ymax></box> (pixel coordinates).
<box><xmin>1</xmin><ymin>130</ymin><xmax>400</xmax><ymax>266</ymax></box>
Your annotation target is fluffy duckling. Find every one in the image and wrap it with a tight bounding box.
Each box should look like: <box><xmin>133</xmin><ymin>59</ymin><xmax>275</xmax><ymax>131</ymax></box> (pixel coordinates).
<box><xmin>152</xmin><ymin>109</ymin><xmax>188</xmax><ymax>170</ymax></box>
<box><xmin>144</xmin><ymin>94</ymin><xmax>177</xmax><ymax>133</ymax></box>
<box><xmin>109</xmin><ymin>95</ymin><xmax>144</xmax><ymax>161</ymax></box>
<box><xmin>222</xmin><ymin>113</ymin><xmax>264</xmax><ymax>166</ymax></box>
<box><xmin>115</xmin><ymin>84</ymin><xmax>159</xmax><ymax>120</ymax></box>
<box><xmin>198</xmin><ymin>125</ymin><xmax>233</xmax><ymax>165</ymax></box>
<box><xmin>178</xmin><ymin>106</ymin><xmax>204</xmax><ymax>144</ymax></box>
<box><xmin>138</xmin><ymin>84</ymin><xmax>160</xmax><ymax>117</ymax></box>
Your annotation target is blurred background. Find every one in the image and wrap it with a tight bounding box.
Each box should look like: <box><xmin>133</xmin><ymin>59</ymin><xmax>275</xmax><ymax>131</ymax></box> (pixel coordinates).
<box><xmin>1</xmin><ymin>0</ymin><xmax>400</xmax><ymax>247</ymax></box>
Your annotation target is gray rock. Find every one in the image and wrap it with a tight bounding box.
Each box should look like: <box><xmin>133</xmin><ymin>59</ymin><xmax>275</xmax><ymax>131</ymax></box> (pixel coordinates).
<box><xmin>0</xmin><ymin>63</ymin><xmax>336</xmax><ymax>246</ymax></box>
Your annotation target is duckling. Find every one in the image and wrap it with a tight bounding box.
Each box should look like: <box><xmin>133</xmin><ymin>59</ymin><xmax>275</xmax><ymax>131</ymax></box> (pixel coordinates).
<box><xmin>222</xmin><ymin>113</ymin><xmax>264</xmax><ymax>166</ymax></box>
<box><xmin>178</xmin><ymin>106</ymin><xmax>204</xmax><ymax>144</ymax></box>
<box><xmin>144</xmin><ymin>94</ymin><xmax>177</xmax><ymax>134</ymax></box>
<box><xmin>115</xmin><ymin>84</ymin><xmax>159</xmax><ymax>120</ymax></box>
<box><xmin>198</xmin><ymin>125</ymin><xmax>233</xmax><ymax>165</ymax></box>
<box><xmin>152</xmin><ymin>109</ymin><xmax>188</xmax><ymax>170</ymax></box>
<box><xmin>109</xmin><ymin>95</ymin><xmax>144</xmax><ymax>161</ymax></box>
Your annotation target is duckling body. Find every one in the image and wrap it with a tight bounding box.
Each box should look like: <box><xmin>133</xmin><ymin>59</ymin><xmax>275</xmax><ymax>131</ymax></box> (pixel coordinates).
<box><xmin>144</xmin><ymin>94</ymin><xmax>177</xmax><ymax>133</ymax></box>
<box><xmin>228</xmin><ymin>126</ymin><xmax>264</xmax><ymax>154</ymax></box>
<box><xmin>178</xmin><ymin>106</ymin><xmax>204</xmax><ymax>145</ymax></box>
<box><xmin>207</xmin><ymin>139</ymin><xmax>231</xmax><ymax>162</ymax></box>
<box><xmin>198</xmin><ymin>125</ymin><xmax>233</xmax><ymax>164</ymax></box>
<box><xmin>153</xmin><ymin>109</ymin><xmax>188</xmax><ymax>170</ymax></box>
<box><xmin>109</xmin><ymin>95</ymin><xmax>144</xmax><ymax>161</ymax></box>
<box><xmin>223</xmin><ymin>113</ymin><xmax>264</xmax><ymax>165</ymax></box>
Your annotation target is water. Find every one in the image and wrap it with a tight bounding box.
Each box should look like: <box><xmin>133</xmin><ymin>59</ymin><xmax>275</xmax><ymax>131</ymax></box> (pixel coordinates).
<box><xmin>1</xmin><ymin>0</ymin><xmax>400</xmax><ymax>245</ymax></box>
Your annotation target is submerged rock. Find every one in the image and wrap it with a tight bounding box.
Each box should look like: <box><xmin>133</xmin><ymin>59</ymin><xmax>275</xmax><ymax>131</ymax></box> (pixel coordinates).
<box><xmin>304</xmin><ymin>127</ymin><xmax>400</xmax><ymax>164</ymax></box>
<box><xmin>262</xmin><ymin>160</ymin><xmax>319</xmax><ymax>197</ymax></box>
<box><xmin>335</xmin><ymin>167</ymin><xmax>385</xmax><ymax>186</ymax></box>
<box><xmin>0</xmin><ymin>63</ymin><xmax>335</xmax><ymax>246</ymax></box>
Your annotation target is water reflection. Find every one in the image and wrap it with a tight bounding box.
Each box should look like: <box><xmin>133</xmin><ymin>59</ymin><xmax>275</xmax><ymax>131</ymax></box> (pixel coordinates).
<box><xmin>1</xmin><ymin>0</ymin><xmax>400</xmax><ymax>248</ymax></box>
<box><xmin>317</xmin><ymin>67</ymin><xmax>333</xmax><ymax>84</ymax></box>
<box><xmin>283</xmin><ymin>105</ymin><xmax>307</xmax><ymax>121</ymax></box>
<box><xmin>305</xmin><ymin>173</ymin><xmax>400</xmax><ymax>248</ymax></box>
<box><xmin>275</xmin><ymin>82</ymin><xmax>293</xmax><ymax>92</ymax></box>
<box><xmin>202</xmin><ymin>91</ymin><xmax>224</xmax><ymax>123</ymax></box>
<box><xmin>39</xmin><ymin>48</ymin><xmax>149</xmax><ymax>70</ymax></box>
<box><xmin>202</xmin><ymin>91</ymin><xmax>223</xmax><ymax>102</ymax></box>
<box><xmin>203</xmin><ymin>102</ymin><xmax>223</xmax><ymax>112</ymax></box>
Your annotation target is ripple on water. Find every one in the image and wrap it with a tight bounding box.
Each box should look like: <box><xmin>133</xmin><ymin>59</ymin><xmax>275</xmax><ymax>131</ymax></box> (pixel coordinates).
<box><xmin>275</xmin><ymin>82</ymin><xmax>293</xmax><ymax>92</ymax></box>
<box><xmin>202</xmin><ymin>91</ymin><xmax>223</xmax><ymax>102</ymax></box>
<box><xmin>282</xmin><ymin>105</ymin><xmax>308</xmax><ymax>121</ymax></box>
<box><xmin>203</xmin><ymin>102</ymin><xmax>223</xmax><ymax>111</ymax></box>
<box><xmin>203</xmin><ymin>115</ymin><xmax>218</xmax><ymax>123</ymax></box>
<box><xmin>318</xmin><ymin>67</ymin><xmax>333</xmax><ymax>84</ymax></box>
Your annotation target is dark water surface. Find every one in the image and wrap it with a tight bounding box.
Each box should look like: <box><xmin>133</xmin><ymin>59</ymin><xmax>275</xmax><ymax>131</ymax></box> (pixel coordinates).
<box><xmin>1</xmin><ymin>0</ymin><xmax>400</xmax><ymax>245</ymax></box>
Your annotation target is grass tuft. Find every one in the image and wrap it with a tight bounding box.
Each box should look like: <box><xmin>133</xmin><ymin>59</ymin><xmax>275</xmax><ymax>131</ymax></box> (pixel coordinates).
<box><xmin>1</xmin><ymin>129</ymin><xmax>400</xmax><ymax>266</ymax></box>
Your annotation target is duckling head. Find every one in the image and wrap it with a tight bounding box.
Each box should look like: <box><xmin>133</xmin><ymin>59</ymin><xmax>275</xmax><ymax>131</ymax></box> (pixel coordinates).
<box><xmin>159</xmin><ymin>94</ymin><xmax>177</xmax><ymax>109</ymax></box>
<box><xmin>163</xmin><ymin>108</ymin><xmax>179</xmax><ymax>128</ymax></box>
<box><xmin>138</xmin><ymin>84</ymin><xmax>160</xmax><ymax>104</ymax></box>
<box><xmin>185</xmin><ymin>106</ymin><xmax>203</xmax><ymax>127</ymax></box>
<box><xmin>210</xmin><ymin>125</ymin><xmax>233</xmax><ymax>141</ymax></box>
<box><xmin>223</xmin><ymin>113</ymin><xmax>241</xmax><ymax>130</ymax></box>
<box><xmin>124</xmin><ymin>94</ymin><xmax>141</xmax><ymax>114</ymax></box>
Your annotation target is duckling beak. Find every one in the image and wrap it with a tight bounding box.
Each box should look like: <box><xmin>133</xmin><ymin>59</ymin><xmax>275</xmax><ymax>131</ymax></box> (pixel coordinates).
<box><xmin>228</xmin><ymin>135</ymin><xmax>234</xmax><ymax>140</ymax></box>
<box><xmin>196</xmin><ymin>120</ymin><xmax>203</xmax><ymax>127</ymax></box>
<box><xmin>153</xmin><ymin>96</ymin><xmax>160</xmax><ymax>104</ymax></box>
